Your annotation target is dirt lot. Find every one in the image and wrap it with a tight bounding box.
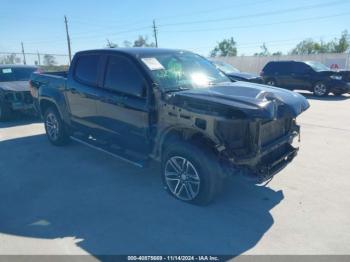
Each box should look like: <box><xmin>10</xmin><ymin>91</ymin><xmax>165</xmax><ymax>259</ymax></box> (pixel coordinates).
<box><xmin>0</xmin><ymin>93</ymin><xmax>349</xmax><ymax>257</ymax></box>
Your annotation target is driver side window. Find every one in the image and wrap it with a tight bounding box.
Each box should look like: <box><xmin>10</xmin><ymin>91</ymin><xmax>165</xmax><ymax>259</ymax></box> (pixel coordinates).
<box><xmin>104</xmin><ymin>55</ymin><xmax>146</xmax><ymax>98</ymax></box>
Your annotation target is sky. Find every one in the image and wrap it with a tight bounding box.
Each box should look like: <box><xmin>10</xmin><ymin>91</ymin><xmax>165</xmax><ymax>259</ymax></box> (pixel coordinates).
<box><xmin>0</xmin><ymin>0</ymin><xmax>349</xmax><ymax>65</ymax></box>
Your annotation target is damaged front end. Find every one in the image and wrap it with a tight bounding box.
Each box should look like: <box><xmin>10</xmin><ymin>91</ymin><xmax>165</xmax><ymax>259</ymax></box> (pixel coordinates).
<box><xmin>216</xmin><ymin>117</ymin><xmax>300</xmax><ymax>183</ymax></box>
<box><xmin>2</xmin><ymin>90</ymin><xmax>34</xmax><ymax>112</ymax></box>
<box><xmin>163</xmin><ymin>81</ymin><xmax>310</xmax><ymax>184</ymax></box>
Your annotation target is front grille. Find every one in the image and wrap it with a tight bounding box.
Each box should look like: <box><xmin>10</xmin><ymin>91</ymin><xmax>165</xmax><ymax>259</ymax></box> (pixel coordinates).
<box><xmin>260</xmin><ymin>118</ymin><xmax>292</xmax><ymax>146</ymax></box>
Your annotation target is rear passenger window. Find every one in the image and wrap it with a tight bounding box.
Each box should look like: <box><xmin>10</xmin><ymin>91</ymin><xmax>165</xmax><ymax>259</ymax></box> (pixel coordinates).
<box><xmin>74</xmin><ymin>55</ymin><xmax>100</xmax><ymax>86</ymax></box>
<box><xmin>104</xmin><ymin>55</ymin><xmax>145</xmax><ymax>97</ymax></box>
<box><xmin>293</xmin><ymin>63</ymin><xmax>311</xmax><ymax>74</ymax></box>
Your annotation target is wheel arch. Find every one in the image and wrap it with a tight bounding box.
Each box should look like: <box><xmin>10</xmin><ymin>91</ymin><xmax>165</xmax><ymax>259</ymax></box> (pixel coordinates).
<box><xmin>156</xmin><ymin>126</ymin><xmax>220</xmax><ymax>160</ymax></box>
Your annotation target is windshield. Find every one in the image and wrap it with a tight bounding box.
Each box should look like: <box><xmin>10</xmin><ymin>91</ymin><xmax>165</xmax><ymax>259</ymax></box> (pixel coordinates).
<box><xmin>213</xmin><ymin>61</ymin><xmax>240</xmax><ymax>74</ymax></box>
<box><xmin>141</xmin><ymin>52</ymin><xmax>230</xmax><ymax>91</ymax></box>
<box><xmin>304</xmin><ymin>61</ymin><xmax>330</xmax><ymax>72</ymax></box>
<box><xmin>0</xmin><ymin>67</ymin><xmax>37</xmax><ymax>82</ymax></box>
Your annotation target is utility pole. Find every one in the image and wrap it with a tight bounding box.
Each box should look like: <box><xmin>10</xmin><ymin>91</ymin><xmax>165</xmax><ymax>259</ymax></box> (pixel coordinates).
<box><xmin>37</xmin><ymin>51</ymin><xmax>41</xmax><ymax>66</ymax></box>
<box><xmin>21</xmin><ymin>42</ymin><xmax>26</xmax><ymax>65</ymax></box>
<box><xmin>64</xmin><ymin>15</ymin><xmax>72</xmax><ymax>64</ymax></box>
<box><xmin>153</xmin><ymin>20</ymin><xmax>158</xmax><ymax>48</ymax></box>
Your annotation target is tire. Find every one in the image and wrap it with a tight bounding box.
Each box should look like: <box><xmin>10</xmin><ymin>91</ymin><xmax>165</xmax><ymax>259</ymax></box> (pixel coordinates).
<box><xmin>0</xmin><ymin>101</ymin><xmax>12</xmax><ymax>121</ymax></box>
<box><xmin>266</xmin><ymin>78</ymin><xmax>276</xmax><ymax>86</ymax></box>
<box><xmin>161</xmin><ymin>140</ymin><xmax>222</xmax><ymax>205</ymax></box>
<box><xmin>44</xmin><ymin>107</ymin><xmax>70</xmax><ymax>146</ymax></box>
<box><xmin>313</xmin><ymin>82</ymin><xmax>329</xmax><ymax>97</ymax></box>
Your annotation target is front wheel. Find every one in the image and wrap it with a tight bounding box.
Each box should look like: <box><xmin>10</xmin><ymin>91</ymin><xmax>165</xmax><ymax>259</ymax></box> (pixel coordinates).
<box><xmin>161</xmin><ymin>141</ymin><xmax>222</xmax><ymax>205</ymax></box>
<box><xmin>313</xmin><ymin>82</ymin><xmax>329</xmax><ymax>97</ymax></box>
<box><xmin>44</xmin><ymin>107</ymin><xmax>70</xmax><ymax>146</ymax></box>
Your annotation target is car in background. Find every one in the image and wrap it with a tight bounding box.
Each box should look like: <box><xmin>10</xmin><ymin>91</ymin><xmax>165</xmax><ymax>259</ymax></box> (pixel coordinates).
<box><xmin>0</xmin><ymin>65</ymin><xmax>38</xmax><ymax>121</ymax></box>
<box><xmin>261</xmin><ymin>61</ymin><xmax>350</xmax><ymax>97</ymax></box>
<box><xmin>212</xmin><ymin>61</ymin><xmax>263</xmax><ymax>84</ymax></box>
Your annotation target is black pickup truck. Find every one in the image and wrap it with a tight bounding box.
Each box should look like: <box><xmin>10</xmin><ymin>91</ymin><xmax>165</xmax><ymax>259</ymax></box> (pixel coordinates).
<box><xmin>30</xmin><ymin>48</ymin><xmax>309</xmax><ymax>205</ymax></box>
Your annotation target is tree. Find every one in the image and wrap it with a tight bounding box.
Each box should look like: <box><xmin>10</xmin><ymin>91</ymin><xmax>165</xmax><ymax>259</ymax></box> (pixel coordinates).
<box><xmin>210</xmin><ymin>37</ymin><xmax>237</xmax><ymax>57</ymax></box>
<box><xmin>133</xmin><ymin>35</ymin><xmax>155</xmax><ymax>47</ymax></box>
<box><xmin>0</xmin><ymin>53</ymin><xmax>21</xmax><ymax>64</ymax></box>
<box><xmin>332</xmin><ymin>30</ymin><xmax>350</xmax><ymax>53</ymax></box>
<box><xmin>123</xmin><ymin>40</ymin><xmax>132</xmax><ymax>47</ymax></box>
<box><xmin>106</xmin><ymin>39</ymin><xmax>118</xmax><ymax>48</ymax></box>
<box><xmin>43</xmin><ymin>54</ymin><xmax>57</xmax><ymax>66</ymax></box>
<box><xmin>254</xmin><ymin>43</ymin><xmax>270</xmax><ymax>56</ymax></box>
<box><xmin>272</xmin><ymin>51</ymin><xmax>283</xmax><ymax>56</ymax></box>
<box><xmin>291</xmin><ymin>30</ymin><xmax>350</xmax><ymax>55</ymax></box>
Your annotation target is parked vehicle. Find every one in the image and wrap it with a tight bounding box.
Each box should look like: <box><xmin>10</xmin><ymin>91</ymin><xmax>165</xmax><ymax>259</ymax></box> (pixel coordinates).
<box><xmin>213</xmin><ymin>61</ymin><xmax>263</xmax><ymax>83</ymax></box>
<box><xmin>0</xmin><ymin>65</ymin><xmax>38</xmax><ymax>121</ymax></box>
<box><xmin>30</xmin><ymin>48</ymin><xmax>309</xmax><ymax>205</ymax></box>
<box><xmin>261</xmin><ymin>61</ymin><xmax>350</xmax><ymax>97</ymax></box>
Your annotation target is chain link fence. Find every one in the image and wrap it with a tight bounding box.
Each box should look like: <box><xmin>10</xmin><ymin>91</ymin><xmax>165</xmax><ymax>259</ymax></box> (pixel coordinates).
<box><xmin>0</xmin><ymin>52</ymin><xmax>70</xmax><ymax>69</ymax></box>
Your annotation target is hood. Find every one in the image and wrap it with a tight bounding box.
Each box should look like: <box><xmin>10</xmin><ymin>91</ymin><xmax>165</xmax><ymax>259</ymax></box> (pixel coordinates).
<box><xmin>168</xmin><ymin>82</ymin><xmax>310</xmax><ymax>120</ymax></box>
<box><xmin>0</xmin><ymin>81</ymin><xmax>30</xmax><ymax>92</ymax></box>
<box><xmin>226</xmin><ymin>71</ymin><xmax>261</xmax><ymax>80</ymax></box>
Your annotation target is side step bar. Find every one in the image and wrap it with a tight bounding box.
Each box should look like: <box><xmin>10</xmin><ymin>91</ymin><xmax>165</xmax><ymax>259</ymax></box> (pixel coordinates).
<box><xmin>70</xmin><ymin>136</ymin><xmax>147</xmax><ymax>168</ymax></box>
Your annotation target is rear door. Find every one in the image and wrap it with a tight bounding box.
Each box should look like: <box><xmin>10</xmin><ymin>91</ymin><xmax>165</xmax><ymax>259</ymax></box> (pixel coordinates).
<box><xmin>95</xmin><ymin>54</ymin><xmax>150</xmax><ymax>153</ymax></box>
<box><xmin>275</xmin><ymin>62</ymin><xmax>294</xmax><ymax>89</ymax></box>
<box><xmin>289</xmin><ymin>62</ymin><xmax>313</xmax><ymax>90</ymax></box>
<box><xmin>66</xmin><ymin>54</ymin><xmax>103</xmax><ymax>131</ymax></box>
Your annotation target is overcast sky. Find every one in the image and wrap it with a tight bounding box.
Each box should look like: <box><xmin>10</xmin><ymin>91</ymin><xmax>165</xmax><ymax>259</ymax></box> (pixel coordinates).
<box><xmin>0</xmin><ymin>0</ymin><xmax>349</xmax><ymax>65</ymax></box>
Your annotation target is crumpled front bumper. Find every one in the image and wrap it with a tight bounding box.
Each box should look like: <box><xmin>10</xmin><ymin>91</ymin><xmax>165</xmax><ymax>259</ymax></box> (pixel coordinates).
<box><xmin>3</xmin><ymin>91</ymin><xmax>34</xmax><ymax>111</ymax></box>
<box><xmin>224</xmin><ymin>130</ymin><xmax>300</xmax><ymax>184</ymax></box>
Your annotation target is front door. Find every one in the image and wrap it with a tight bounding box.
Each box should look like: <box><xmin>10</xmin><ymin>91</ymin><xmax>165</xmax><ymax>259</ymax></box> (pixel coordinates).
<box><xmin>95</xmin><ymin>54</ymin><xmax>150</xmax><ymax>153</ymax></box>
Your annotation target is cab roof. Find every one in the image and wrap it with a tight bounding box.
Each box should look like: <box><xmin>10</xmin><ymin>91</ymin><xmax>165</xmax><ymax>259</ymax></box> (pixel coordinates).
<box><xmin>75</xmin><ymin>48</ymin><xmax>189</xmax><ymax>58</ymax></box>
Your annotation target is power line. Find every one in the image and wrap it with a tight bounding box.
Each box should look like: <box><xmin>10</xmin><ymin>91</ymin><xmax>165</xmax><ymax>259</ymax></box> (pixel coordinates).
<box><xmin>158</xmin><ymin>0</ymin><xmax>347</xmax><ymax>27</ymax></box>
<box><xmin>159</xmin><ymin>12</ymin><xmax>350</xmax><ymax>34</ymax></box>
<box><xmin>0</xmin><ymin>52</ymin><xmax>68</xmax><ymax>56</ymax></box>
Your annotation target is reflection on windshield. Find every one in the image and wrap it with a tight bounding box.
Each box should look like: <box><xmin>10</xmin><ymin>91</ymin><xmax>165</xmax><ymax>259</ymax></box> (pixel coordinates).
<box><xmin>305</xmin><ymin>61</ymin><xmax>330</xmax><ymax>72</ymax></box>
<box><xmin>213</xmin><ymin>61</ymin><xmax>240</xmax><ymax>74</ymax></box>
<box><xmin>141</xmin><ymin>52</ymin><xmax>230</xmax><ymax>91</ymax></box>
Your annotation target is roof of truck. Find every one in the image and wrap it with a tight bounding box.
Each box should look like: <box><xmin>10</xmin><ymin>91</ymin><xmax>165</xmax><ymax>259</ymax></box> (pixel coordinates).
<box><xmin>75</xmin><ymin>48</ymin><xmax>189</xmax><ymax>57</ymax></box>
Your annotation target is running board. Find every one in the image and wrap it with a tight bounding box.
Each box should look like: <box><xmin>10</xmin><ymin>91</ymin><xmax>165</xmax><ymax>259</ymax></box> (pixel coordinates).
<box><xmin>70</xmin><ymin>136</ymin><xmax>147</xmax><ymax>168</ymax></box>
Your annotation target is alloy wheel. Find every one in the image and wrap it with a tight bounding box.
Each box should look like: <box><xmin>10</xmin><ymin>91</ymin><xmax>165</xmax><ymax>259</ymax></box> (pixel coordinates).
<box><xmin>164</xmin><ymin>156</ymin><xmax>201</xmax><ymax>201</ymax></box>
<box><xmin>45</xmin><ymin>112</ymin><xmax>60</xmax><ymax>141</ymax></box>
<box><xmin>314</xmin><ymin>83</ymin><xmax>327</xmax><ymax>96</ymax></box>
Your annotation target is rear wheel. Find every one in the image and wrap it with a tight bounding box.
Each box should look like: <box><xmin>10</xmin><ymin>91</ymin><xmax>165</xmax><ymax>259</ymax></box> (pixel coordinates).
<box><xmin>313</xmin><ymin>82</ymin><xmax>329</xmax><ymax>97</ymax></box>
<box><xmin>0</xmin><ymin>101</ymin><xmax>12</xmax><ymax>121</ymax></box>
<box><xmin>44</xmin><ymin>107</ymin><xmax>70</xmax><ymax>146</ymax></box>
<box><xmin>161</xmin><ymin>140</ymin><xmax>222</xmax><ymax>205</ymax></box>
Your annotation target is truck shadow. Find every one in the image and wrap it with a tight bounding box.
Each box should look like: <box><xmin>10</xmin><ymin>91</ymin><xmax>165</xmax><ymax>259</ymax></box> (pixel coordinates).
<box><xmin>0</xmin><ymin>134</ymin><xmax>284</xmax><ymax>257</ymax></box>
